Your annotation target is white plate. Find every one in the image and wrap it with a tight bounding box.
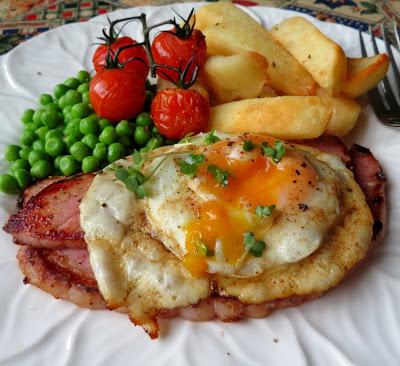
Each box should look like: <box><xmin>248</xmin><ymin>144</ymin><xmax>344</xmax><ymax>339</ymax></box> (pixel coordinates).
<box><xmin>0</xmin><ymin>3</ymin><xmax>399</xmax><ymax>365</ymax></box>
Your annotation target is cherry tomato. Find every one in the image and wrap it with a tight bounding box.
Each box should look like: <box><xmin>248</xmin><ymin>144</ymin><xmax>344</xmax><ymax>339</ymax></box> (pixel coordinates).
<box><xmin>93</xmin><ymin>37</ymin><xmax>149</xmax><ymax>80</ymax></box>
<box><xmin>90</xmin><ymin>68</ymin><xmax>145</xmax><ymax>122</ymax></box>
<box><xmin>151</xmin><ymin>88</ymin><xmax>209</xmax><ymax>140</ymax></box>
<box><xmin>151</xmin><ymin>29</ymin><xmax>206</xmax><ymax>84</ymax></box>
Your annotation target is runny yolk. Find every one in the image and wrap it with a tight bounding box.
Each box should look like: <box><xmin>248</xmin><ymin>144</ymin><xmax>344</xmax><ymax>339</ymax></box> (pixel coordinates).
<box><xmin>182</xmin><ymin>137</ymin><xmax>317</xmax><ymax>277</ymax></box>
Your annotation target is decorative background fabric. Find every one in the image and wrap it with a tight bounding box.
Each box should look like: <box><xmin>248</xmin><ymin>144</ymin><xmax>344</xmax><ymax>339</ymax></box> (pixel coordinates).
<box><xmin>0</xmin><ymin>0</ymin><xmax>399</xmax><ymax>55</ymax></box>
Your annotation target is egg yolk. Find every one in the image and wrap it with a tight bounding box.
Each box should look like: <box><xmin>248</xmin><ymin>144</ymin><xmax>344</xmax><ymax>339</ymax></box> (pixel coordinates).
<box><xmin>182</xmin><ymin>137</ymin><xmax>317</xmax><ymax>277</ymax></box>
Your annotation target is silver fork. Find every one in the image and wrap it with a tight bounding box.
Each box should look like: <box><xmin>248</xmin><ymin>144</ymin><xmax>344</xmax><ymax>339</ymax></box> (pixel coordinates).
<box><xmin>359</xmin><ymin>24</ymin><xmax>400</xmax><ymax>127</ymax></box>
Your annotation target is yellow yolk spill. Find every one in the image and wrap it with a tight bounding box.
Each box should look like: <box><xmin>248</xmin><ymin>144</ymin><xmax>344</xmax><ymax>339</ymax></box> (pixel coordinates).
<box><xmin>182</xmin><ymin>137</ymin><xmax>317</xmax><ymax>277</ymax></box>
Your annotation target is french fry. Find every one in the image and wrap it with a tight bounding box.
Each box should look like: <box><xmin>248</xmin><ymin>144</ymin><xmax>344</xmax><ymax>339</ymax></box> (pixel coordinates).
<box><xmin>271</xmin><ymin>17</ymin><xmax>347</xmax><ymax>96</ymax></box>
<box><xmin>341</xmin><ymin>54</ymin><xmax>390</xmax><ymax>99</ymax></box>
<box><xmin>209</xmin><ymin>96</ymin><xmax>332</xmax><ymax>140</ymax></box>
<box><xmin>195</xmin><ymin>2</ymin><xmax>317</xmax><ymax>96</ymax></box>
<box><xmin>200</xmin><ymin>52</ymin><xmax>269</xmax><ymax>104</ymax></box>
<box><xmin>326</xmin><ymin>98</ymin><xmax>361</xmax><ymax>137</ymax></box>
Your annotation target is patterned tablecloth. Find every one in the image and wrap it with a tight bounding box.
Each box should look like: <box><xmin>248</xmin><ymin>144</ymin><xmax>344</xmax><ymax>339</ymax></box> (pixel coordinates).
<box><xmin>0</xmin><ymin>0</ymin><xmax>399</xmax><ymax>55</ymax></box>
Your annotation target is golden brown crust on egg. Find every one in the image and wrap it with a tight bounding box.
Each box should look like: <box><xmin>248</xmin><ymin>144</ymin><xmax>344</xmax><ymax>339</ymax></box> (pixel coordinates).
<box><xmin>213</xmin><ymin>147</ymin><xmax>372</xmax><ymax>304</ymax></box>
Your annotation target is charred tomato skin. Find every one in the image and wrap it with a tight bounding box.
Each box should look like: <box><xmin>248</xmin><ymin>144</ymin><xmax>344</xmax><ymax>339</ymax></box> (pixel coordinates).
<box><xmin>151</xmin><ymin>29</ymin><xmax>207</xmax><ymax>83</ymax></box>
<box><xmin>89</xmin><ymin>68</ymin><xmax>146</xmax><ymax>123</ymax></box>
<box><xmin>150</xmin><ymin>88</ymin><xmax>209</xmax><ymax>140</ymax></box>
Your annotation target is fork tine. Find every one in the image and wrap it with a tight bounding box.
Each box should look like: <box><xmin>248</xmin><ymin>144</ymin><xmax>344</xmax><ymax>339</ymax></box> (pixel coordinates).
<box><xmin>381</xmin><ymin>24</ymin><xmax>400</xmax><ymax>93</ymax></box>
<box><xmin>370</xmin><ymin>25</ymin><xmax>398</xmax><ymax>109</ymax></box>
<box><xmin>394</xmin><ymin>22</ymin><xmax>400</xmax><ymax>50</ymax></box>
<box><xmin>360</xmin><ymin>31</ymin><xmax>388</xmax><ymax>118</ymax></box>
<box><xmin>359</xmin><ymin>30</ymin><xmax>367</xmax><ymax>57</ymax></box>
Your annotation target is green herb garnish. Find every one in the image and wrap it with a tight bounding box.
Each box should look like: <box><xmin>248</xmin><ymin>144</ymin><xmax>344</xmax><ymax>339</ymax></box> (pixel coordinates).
<box><xmin>261</xmin><ymin>140</ymin><xmax>286</xmax><ymax>163</ymax></box>
<box><xmin>179</xmin><ymin>153</ymin><xmax>205</xmax><ymax>178</ymax></box>
<box><xmin>207</xmin><ymin>164</ymin><xmax>230</xmax><ymax>187</ymax></box>
<box><xmin>197</xmin><ymin>242</ymin><xmax>215</xmax><ymax>257</ymax></box>
<box><xmin>243</xmin><ymin>232</ymin><xmax>267</xmax><ymax>257</ymax></box>
<box><xmin>243</xmin><ymin>140</ymin><xmax>255</xmax><ymax>151</ymax></box>
<box><xmin>178</xmin><ymin>132</ymin><xmax>195</xmax><ymax>144</ymax></box>
<box><xmin>204</xmin><ymin>129</ymin><xmax>220</xmax><ymax>145</ymax></box>
<box><xmin>256</xmin><ymin>205</ymin><xmax>276</xmax><ymax>218</ymax></box>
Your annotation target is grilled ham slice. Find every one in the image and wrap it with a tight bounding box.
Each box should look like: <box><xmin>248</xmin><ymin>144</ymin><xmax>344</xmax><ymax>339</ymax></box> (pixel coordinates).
<box><xmin>4</xmin><ymin>174</ymin><xmax>95</xmax><ymax>249</ymax></box>
<box><xmin>5</xmin><ymin>137</ymin><xmax>386</xmax><ymax>338</ymax></box>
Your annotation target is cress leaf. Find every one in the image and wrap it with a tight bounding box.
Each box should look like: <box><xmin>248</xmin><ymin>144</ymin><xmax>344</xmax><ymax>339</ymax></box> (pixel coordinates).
<box><xmin>256</xmin><ymin>205</ymin><xmax>276</xmax><ymax>218</ymax></box>
<box><xmin>243</xmin><ymin>140</ymin><xmax>255</xmax><ymax>151</ymax></box>
<box><xmin>207</xmin><ymin>164</ymin><xmax>230</xmax><ymax>187</ymax></box>
<box><xmin>243</xmin><ymin>232</ymin><xmax>267</xmax><ymax>257</ymax></box>
<box><xmin>204</xmin><ymin>129</ymin><xmax>220</xmax><ymax>145</ymax></box>
<box><xmin>179</xmin><ymin>153</ymin><xmax>205</xmax><ymax>178</ymax></box>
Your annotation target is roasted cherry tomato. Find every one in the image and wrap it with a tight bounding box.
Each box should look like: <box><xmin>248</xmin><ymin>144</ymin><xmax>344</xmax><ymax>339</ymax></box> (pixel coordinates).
<box><xmin>151</xmin><ymin>29</ymin><xmax>206</xmax><ymax>84</ymax></box>
<box><xmin>151</xmin><ymin>88</ymin><xmax>209</xmax><ymax>140</ymax></box>
<box><xmin>93</xmin><ymin>37</ymin><xmax>149</xmax><ymax>80</ymax></box>
<box><xmin>90</xmin><ymin>68</ymin><xmax>146</xmax><ymax>122</ymax></box>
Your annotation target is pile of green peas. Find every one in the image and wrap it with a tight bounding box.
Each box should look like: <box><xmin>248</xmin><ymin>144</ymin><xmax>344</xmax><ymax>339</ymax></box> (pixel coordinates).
<box><xmin>0</xmin><ymin>70</ymin><xmax>165</xmax><ymax>194</ymax></box>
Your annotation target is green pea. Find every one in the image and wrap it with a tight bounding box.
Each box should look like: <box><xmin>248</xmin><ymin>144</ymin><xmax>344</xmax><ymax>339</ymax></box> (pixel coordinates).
<box><xmin>136</xmin><ymin>112</ymin><xmax>152</xmax><ymax>127</ymax></box>
<box><xmin>63</xmin><ymin>134</ymin><xmax>79</xmax><ymax>149</ymax></box>
<box><xmin>64</xmin><ymin>118</ymin><xmax>81</xmax><ymax>135</ymax></box>
<box><xmin>45</xmin><ymin>137</ymin><xmax>65</xmax><ymax>157</ymax></box>
<box><xmin>39</xmin><ymin>93</ymin><xmax>53</xmax><ymax>106</ymax></box>
<box><xmin>77</xmin><ymin>82</ymin><xmax>89</xmax><ymax>93</ymax></box>
<box><xmin>59</xmin><ymin>155</ymin><xmax>80</xmax><ymax>176</ymax></box>
<box><xmin>99</xmin><ymin>126</ymin><xmax>117</xmax><ymax>145</ymax></box>
<box><xmin>32</xmin><ymin>110</ymin><xmax>43</xmax><ymax>125</ymax></box>
<box><xmin>0</xmin><ymin>174</ymin><xmax>19</xmax><ymax>194</ymax></box>
<box><xmin>107</xmin><ymin>143</ymin><xmax>126</xmax><ymax>163</ymax></box>
<box><xmin>77</xmin><ymin>70</ymin><xmax>91</xmax><ymax>83</ymax></box>
<box><xmin>20</xmin><ymin>129</ymin><xmax>36</xmax><ymax>146</ymax></box>
<box><xmin>28</xmin><ymin>150</ymin><xmax>49</xmax><ymax>165</ymax></box>
<box><xmin>41</xmin><ymin>108</ymin><xmax>60</xmax><ymax>128</ymax></box>
<box><xmin>82</xmin><ymin>156</ymin><xmax>100</xmax><ymax>173</ymax></box>
<box><xmin>35</xmin><ymin>126</ymin><xmax>49</xmax><ymax>140</ymax></box>
<box><xmin>63</xmin><ymin>105</ymin><xmax>72</xmax><ymax>115</ymax></box>
<box><xmin>58</xmin><ymin>95</ymin><xmax>68</xmax><ymax>109</ymax></box>
<box><xmin>134</xmin><ymin>126</ymin><xmax>151</xmax><ymax>146</ymax></box>
<box><xmin>146</xmin><ymin>136</ymin><xmax>164</xmax><ymax>150</ymax></box>
<box><xmin>54</xmin><ymin>84</ymin><xmax>69</xmax><ymax>99</ymax></box>
<box><xmin>31</xmin><ymin>160</ymin><xmax>52</xmax><ymax>179</ymax></box>
<box><xmin>93</xmin><ymin>142</ymin><xmax>107</xmax><ymax>161</ymax></box>
<box><xmin>45</xmin><ymin>129</ymin><xmax>63</xmax><ymax>140</ymax></box>
<box><xmin>79</xmin><ymin>115</ymin><xmax>98</xmax><ymax>135</ymax></box>
<box><xmin>19</xmin><ymin>147</ymin><xmax>32</xmax><ymax>161</ymax></box>
<box><xmin>64</xmin><ymin>112</ymin><xmax>73</xmax><ymax>123</ymax></box>
<box><xmin>118</xmin><ymin>135</ymin><xmax>131</xmax><ymax>148</ymax></box>
<box><xmin>82</xmin><ymin>91</ymin><xmax>90</xmax><ymax>105</ymax></box>
<box><xmin>42</xmin><ymin>101</ymin><xmax>60</xmax><ymax>112</ymax></box>
<box><xmin>21</xmin><ymin>109</ymin><xmax>34</xmax><ymax>125</ymax></box>
<box><xmin>81</xmin><ymin>134</ymin><xmax>98</xmax><ymax>149</ymax></box>
<box><xmin>144</xmin><ymin>90</ymin><xmax>154</xmax><ymax>110</ymax></box>
<box><xmin>116</xmin><ymin>120</ymin><xmax>133</xmax><ymax>136</ymax></box>
<box><xmin>11</xmin><ymin>159</ymin><xmax>30</xmax><ymax>172</ymax></box>
<box><xmin>64</xmin><ymin>77</ymin><xmax>80</xmax><ymax>90</ymax></box>
<box><xmin>54</xmin><ymin>155</ymin><xmax>63</xmax><ymax>170</ymax></box>
<box><xmin>70</xmin><ymin>141</ymin><xmax>90</xmax><ymax>162</ymax></box>
<box><xmin>32</xmin><ymin>140</ymin><xmax>46</xmax><ymax>153</ymax></box>
<box><xmin>71</xmin><ymin>103</ymin><xmax>91</xmax><ymax>119</ymax></box>
<box><xmin>98</xmin><ymin>118</ymin><xmax>111</xmax><ymax>131</ymax></box>
<box><xmin>14</xmin><ymin>169</ymin><xmax>32</xmax><ymax>188</ymax></box>
<box><xmin>5</xmin><ymin>145</ymin><xmax>21</xmax><ymax>162</ymax></box>
<box><xmin>64</xmin><ymin>89</ymin><xmax>82</xmax><ymax>106</ymax></box>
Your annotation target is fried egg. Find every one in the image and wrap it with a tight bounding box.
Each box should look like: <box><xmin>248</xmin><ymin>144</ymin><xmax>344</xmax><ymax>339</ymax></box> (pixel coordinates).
<box><xmin>80</xmin><ymin>132</ymin><xmax>373</xmax><ymax>337</ymax></box>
